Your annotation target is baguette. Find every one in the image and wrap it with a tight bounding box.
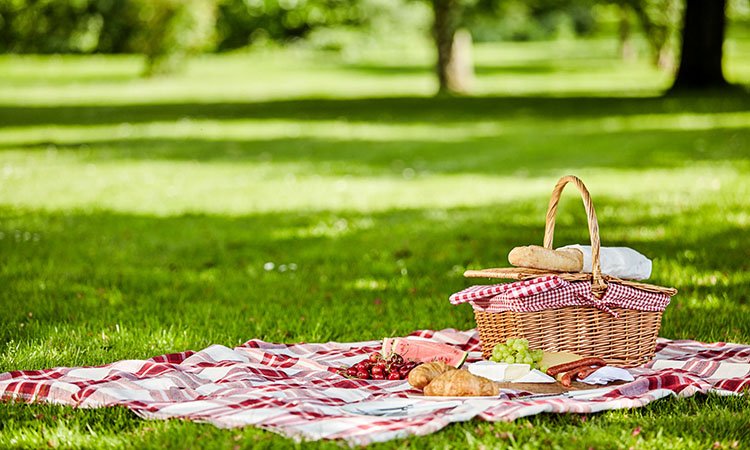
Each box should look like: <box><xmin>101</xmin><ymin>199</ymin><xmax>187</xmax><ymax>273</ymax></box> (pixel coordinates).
<box><xmin>508</xmin><ymin>245</ymin><xmax>583</xmax><ymax>272</ymax></box>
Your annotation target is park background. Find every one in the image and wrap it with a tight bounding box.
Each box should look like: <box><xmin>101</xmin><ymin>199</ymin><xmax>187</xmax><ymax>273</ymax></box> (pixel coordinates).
<box><xmin>1</xmin><ymin>0</ymin><xmax>749</xmax><ymax>448</ymax></box>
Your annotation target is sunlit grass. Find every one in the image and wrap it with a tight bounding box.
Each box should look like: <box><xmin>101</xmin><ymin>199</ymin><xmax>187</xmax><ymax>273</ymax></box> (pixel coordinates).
<box><xmin>0</xmin><ymin>37</ymin><xmax>749</xmax><ymax>448</ymax></box>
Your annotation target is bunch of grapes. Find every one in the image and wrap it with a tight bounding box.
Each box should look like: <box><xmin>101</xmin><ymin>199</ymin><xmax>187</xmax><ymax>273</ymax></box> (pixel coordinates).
<box><xmin>338</xmin><ymin>353</ymin><xmax>420</xmax><ymax>380</ymax></box>
<box><xmin>490</xmin><ymin>338</ymin><xmax>545</xmax><ymax>370</ymax></box>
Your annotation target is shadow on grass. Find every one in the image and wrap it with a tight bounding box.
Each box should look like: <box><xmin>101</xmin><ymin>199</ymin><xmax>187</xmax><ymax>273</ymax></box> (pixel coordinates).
<box><xmin>2</xmin><ymin>128</ymin><xmax>749</xmax><ymax>176</ymax></box>
<box><xmin>4</xmin><ymin>73</ymin><xmax>140</xmax><ymax>88</ymax></box>
<box><xmin>345</xmin><ymin>61</ymin><xmax>624</xmax><ymax>77</ymax></box>
<box><xmin>344</xmin><ymin>63</ymin><xmax>565</xmax><ymax>76</ymax></box>
<box><xmin>1</xmin><ymin>93</ymin><xmax>749</xmax><ymax>128</ymax></box>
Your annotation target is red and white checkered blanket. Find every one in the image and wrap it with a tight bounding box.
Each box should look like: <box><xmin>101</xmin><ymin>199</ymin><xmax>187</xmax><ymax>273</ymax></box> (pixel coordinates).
<box><xmin>2</xmin><ymin>329</ymin><xmax>748</xmax><ymax>445</ymax></box>
<box><xmin>449</xmin><ymin>276</ymin><xmax>672</xmax><ymax>317</ymax></box>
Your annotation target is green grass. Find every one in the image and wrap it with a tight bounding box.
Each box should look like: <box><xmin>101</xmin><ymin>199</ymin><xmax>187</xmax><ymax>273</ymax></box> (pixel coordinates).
<box><xmin>1</xmin><ymin>36</ymin><xmax>750</xmax><ymax>448</ymax></box>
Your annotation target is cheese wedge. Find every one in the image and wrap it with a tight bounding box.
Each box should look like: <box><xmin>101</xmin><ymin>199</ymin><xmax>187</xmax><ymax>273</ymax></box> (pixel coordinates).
<box><xmin>540</xmin><ymin>351</ymin><xmax>583</xmax><ymax>370</ymax></box>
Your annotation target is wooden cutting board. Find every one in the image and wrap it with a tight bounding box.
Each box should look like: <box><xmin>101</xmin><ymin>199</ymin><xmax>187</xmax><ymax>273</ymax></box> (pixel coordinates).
<box><xmin>495</xmin><ymin>381</ymin><xmax>619</xmax><ymax>394</ymax></box>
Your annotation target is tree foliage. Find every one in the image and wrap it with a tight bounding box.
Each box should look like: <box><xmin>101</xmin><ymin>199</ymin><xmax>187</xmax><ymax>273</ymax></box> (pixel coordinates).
<box><xmin>0</xmin><ymin>0</ymin><xmax>216</xmax><ymax>74</ymax></box>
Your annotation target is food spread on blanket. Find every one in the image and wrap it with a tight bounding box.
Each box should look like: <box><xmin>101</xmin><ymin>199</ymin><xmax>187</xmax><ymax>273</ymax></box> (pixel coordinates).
<box><xmin>337</xmin><ymin>339</ymin><xmax>469</xmax><ymax>381</ymax></box>
<box><xmin>394</xmin><ymin>338</ymin><xmax>626</xmax><ymax>396</ymax></box>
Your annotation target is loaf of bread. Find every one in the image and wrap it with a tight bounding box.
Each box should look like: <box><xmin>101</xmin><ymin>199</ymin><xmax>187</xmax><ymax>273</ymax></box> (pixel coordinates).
<box><xmin>508</xmin><ymin>245</ymin><xmax>583</xmax><ymax>272</ymax></box>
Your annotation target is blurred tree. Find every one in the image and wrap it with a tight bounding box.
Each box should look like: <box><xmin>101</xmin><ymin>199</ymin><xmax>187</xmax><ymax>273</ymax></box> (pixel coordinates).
<box><xmin>628</xmin><ymin>0</ymin><xmax>681</xmax><ymax>70</ymax></box>
<box><xmin>129</xmin><ymin>0</ymin><xmax>217</xmax><ymax>76</ymax></box>
<box><xmin>616</xmin><ymin>2</ymin><xmax>636</xmax><ymax>61</ymax></box>
<box><xmin>0</xmin><ymin>0</ymin><xmax>216</xmax><ymax>75</ymax></box>
<box><xmin>430</xmin><ymin>0</ymin><xmax>598</xmax><ymax>94</ymax></box>
<box><xmin>671</xmin><ymin>0</ymin><xmax>729</xmax><ymax>89</ymax></box>
<box><xmin>605</xmin><ymin>0</ymin><xmax>681</xmax><ymax>69</ymax></box>
<box><xmin>214</xmin><ymin>0</ymin><xmax>427</xmax><ymax>51</ymax></box>
<box><xmin>0</xmin><ymin>0</ymin><xmax>108</xmax><ymax>53</ymax></box>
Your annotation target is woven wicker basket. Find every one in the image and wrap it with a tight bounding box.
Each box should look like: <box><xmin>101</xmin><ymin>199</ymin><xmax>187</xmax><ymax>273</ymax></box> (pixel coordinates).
<box><xmin>465</xmin><ymin>175</ymin><xmax>676</xmax><ymax>367</ymax></box>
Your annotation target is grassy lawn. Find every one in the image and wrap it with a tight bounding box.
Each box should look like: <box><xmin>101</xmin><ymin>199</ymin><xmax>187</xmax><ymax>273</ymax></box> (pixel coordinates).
<box><xmin>1</xmin><ymin>36</ymin><xmax>750</xmax><ymax>448</ymax></box>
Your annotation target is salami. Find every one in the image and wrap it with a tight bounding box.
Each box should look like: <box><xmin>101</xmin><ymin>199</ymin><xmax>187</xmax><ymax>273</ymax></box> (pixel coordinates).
<box><xmin>559</xmin><ymin>370</ymin><xmax>575</xmax><ymax>387</ymax></box>
<box><xmin>546</xmin><ymin>357</ymin><xmax>606</xmax><ymax>376</ymax></box>
<box><xmin>575</xmin><ymin>365</ymin><xmax>603</xmax><ymax>381</ymax></box>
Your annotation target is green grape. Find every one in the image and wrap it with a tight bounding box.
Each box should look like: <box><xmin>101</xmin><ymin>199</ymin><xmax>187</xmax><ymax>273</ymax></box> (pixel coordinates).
<box><xmin>491</xmin><ymin>340</ymin><xmax>547</xmax><ymax>368</ymax></box>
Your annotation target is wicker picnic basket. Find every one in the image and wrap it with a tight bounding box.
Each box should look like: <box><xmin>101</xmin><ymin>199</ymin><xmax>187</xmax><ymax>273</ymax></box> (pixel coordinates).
<box><xmin>465</xmin><ymin>175</ymin><xmax>677</xmax><ymax>367</ymax></box>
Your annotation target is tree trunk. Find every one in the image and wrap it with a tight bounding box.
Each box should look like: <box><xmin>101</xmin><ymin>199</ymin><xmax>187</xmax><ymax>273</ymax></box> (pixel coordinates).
<box><xmin>432</xmin><ymin>0</ymin><xmax>471</xmax><ymax>95</ymax></box>
<box><xmin>656</xmin><ymin>46</ymin><xmax>674</xmax><ymax>72</ymax></box>
<box><xmin>630</xmin><ymin>1</ymin><xmax>671</xmax><ymax>70</ymax></box>
<box><xmin>618</xmin><ymin>4</ymin><xmax>636</xmax><ymax>61</ymax></box>
<box><xmin>672</xmin><ymin>0</ymin><xmax>728</xmax><ymax>90</ymax></box>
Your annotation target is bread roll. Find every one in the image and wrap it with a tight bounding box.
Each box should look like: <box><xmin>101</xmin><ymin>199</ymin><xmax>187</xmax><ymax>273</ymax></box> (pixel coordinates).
<box><xmin>508</xmin><ymin>245</ymin><xmax>583</xmax><ymax>272</ymax></box>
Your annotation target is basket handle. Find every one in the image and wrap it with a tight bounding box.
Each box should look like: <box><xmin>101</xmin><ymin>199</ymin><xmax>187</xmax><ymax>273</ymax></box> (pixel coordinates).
<box><xmin>543</xmin><ymin>175</ymin><xmax>607</xmax><ymax>296</ymax></box>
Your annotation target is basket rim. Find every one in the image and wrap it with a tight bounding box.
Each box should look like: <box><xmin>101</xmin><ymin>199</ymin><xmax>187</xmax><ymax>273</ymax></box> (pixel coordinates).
<box><xmin>463</xmin><ymin>267</ymin><xmax>677</xmax><ymax>296</ymax></box>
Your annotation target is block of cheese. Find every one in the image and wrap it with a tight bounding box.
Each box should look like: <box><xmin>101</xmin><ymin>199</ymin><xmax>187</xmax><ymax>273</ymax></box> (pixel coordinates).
<box><xmin>540</xmin><ymin>351</ymin><xmax>583</xmax><ymax>370</ymax></box>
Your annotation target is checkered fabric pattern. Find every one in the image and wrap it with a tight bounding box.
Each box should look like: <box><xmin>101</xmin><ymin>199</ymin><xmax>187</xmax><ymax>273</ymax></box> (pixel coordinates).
<box><xmin>450</xmin><ymin>276</ymin><xmax>671</xmax><ymax>317</ymax></box>
<box><xmin>448</xmin><ymin>276</ymin><xmax>565</xmax><ymax>303</ymax></box>
<box><xmin>2</xmin><ymin>329</ymin><xmax>748</xmax><ymax>445</ymax></box>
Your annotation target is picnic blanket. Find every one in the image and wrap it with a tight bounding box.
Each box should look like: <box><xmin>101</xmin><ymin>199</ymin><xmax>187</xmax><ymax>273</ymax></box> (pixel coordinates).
<box><xmin>1</xmin><ymin>329</ymin><xmax>749</xmax><ymax>445</ymax></box>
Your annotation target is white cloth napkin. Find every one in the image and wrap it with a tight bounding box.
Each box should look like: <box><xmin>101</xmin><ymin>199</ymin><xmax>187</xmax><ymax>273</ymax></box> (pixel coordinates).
<box><xmin>581</xmin><ymin>366</ymin><xmax>635</xmax><ymax>385</ymax></box>
<box><xmin>561</xmin><ymin>245</ymin><xmax>652</xmax><ymax>280</ymax></box>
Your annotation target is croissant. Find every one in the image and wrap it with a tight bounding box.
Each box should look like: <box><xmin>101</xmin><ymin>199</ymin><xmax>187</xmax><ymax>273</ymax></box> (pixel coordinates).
<box><xmin>423</xmin><ymin>369</ymin><xmax>499</xmax><ymax>397</ymax></box>
<box><xmin>407</xmin><ymin>361</ymin><xmax>456</xmax><ymax>389</ymax></box>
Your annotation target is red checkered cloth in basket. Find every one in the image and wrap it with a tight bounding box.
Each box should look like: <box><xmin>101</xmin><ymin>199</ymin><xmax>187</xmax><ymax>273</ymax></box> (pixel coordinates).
<box><xmin>449</xmin><ymin>276</ymin><xmax>671</xmax><ymax>317</ymax></box>
<box><xmin>2</xmin><ymin>329</ymin><xmax>748</xmax><ymax>445</ymax></box>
